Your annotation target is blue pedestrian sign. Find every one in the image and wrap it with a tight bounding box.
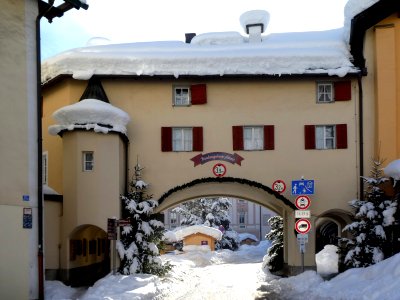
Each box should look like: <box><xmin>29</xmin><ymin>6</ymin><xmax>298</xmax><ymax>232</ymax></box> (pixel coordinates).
<box><xmin>292</xmin><ymin>180</ymin><xmax>314</xmax><ymax>195</ymax></box>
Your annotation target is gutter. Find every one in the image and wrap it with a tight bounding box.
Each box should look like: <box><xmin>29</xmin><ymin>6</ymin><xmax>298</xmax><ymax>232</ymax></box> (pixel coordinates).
<box><xmin>36</xmin><ymin>2</ymin><xmax>54</xmax><ymax>298</ymax></box>
<box><xmin>357</xmin><ymin>75</ymin><xmax>364</xmax><ymax>200</ymax></box>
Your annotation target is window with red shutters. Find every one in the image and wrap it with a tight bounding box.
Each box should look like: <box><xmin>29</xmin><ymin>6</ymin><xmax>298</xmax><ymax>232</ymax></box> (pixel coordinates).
<box><xmin>232</xmin><ymin>126</ymin><xmax>244</xmax><ymax>151</ymax></box>
<box><xmin>264</xmin><ymin>125</ymin><xmax>275</xmax><ymax>150</ymax></box>
<box><xmin>161</xmin><ymin>126</ymin><xmax>203</xmax><ymax>152</ymax></box>
<box><xmin>161</xmin><ymin>127</ymin><xmax>173</xmax><ymax>152</ymax></box>
<box><xmin>190</xmin><ymin>84</ymin><xmax>207</xmax><ymax>105</ymax></box>
<box><xmin>192</xmin><ymin>127</ymin><xmax>203</xmax><ymax>151</ymax></box>
<box><xmin>304</xmin><ymin>124</ymin><xmax>347</xmax><ymax>150</ymax></box>
<box><xmin>232</xmin><ymin>125</ymin><xmax>274</xmax><ymax>151</ymax></box>
<box><xmin>334</xmin><ymin>81</ymin><xmax>351</xmax><ymax>101</ymax></box>
<box><xmin>304</xmin><ymin>125</ymin><xmax>316</xmax><ymax>149</ymax></box>
<box><xmin>336</xmin><ymin>124</ymin><xmax>348</xmax><ymax>149</ymax></box>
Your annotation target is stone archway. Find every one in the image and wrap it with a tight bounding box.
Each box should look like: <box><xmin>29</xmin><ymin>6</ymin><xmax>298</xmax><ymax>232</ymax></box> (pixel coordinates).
<box><xmin>67</xmin><ymin>224</ymin><xmax>110</xmax><ymax>287</ymax></box>
<box><xmin>154</xmin><ymin>177</ymin><xmax>299</xmax><ymax>272</ymax></box>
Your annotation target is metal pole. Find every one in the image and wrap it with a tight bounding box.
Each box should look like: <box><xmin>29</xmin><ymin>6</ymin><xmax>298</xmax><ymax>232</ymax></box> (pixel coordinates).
<box><xmin>301</xmin><ymin>249</ymin><xmax>304</xmax><ymax>272</ymax></box>
<box><xmin>112</xmin><ymin>240</ymin><xmax>117</xmax><ymax>275</ymax></box>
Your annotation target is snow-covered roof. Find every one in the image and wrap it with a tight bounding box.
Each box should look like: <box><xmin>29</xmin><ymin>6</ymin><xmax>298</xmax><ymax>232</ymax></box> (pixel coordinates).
<box><xmin>175</xmin><ymin>225</ymin><xmax>223</xmax><ymax>241</ymax></box>
<box><xmin>48</xmin><ymin>99</ymin><xmax>131</xmax><ymax>136</ymax></box>
<box><xmin>41</xmin><ymin>1</ymin><xmax>387</xmax><ymax>83</ymax></box>
<box><xmin>238</xmin><ymin>233</ymin><xmax>258</xmax><ymax>243</ymax></box>
<box><xmin>42</xmin><ymin>27</ymin><xmax>359</xmax><ymax>82</ymax></box>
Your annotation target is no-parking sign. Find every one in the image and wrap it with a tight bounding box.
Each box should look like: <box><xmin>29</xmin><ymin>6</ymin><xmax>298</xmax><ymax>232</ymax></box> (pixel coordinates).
<box><xmin>295</xmin><ymin>218</ymin><xmax>311</xmax><ymax>234</ymax></box>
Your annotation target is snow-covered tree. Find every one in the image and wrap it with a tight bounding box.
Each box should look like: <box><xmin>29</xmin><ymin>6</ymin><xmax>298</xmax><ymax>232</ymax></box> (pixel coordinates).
<box><xmin>173</xmin><ymin>197</ymin><xmax>240</xmax><ymax>250</ymax></box>
<box><xmin>339</xmin><ymin>159</ymin><xmax>397</xmax><ymax>269</ymax></box>
<box><xmin>264</xmin><ymin>216</ymin><xmax>284</xmax><ymax>272</ymax></box>
<box><xmin>117</xmin><ymin>163</ymin><xmax>172</xmax><ymax>276</ymax></box>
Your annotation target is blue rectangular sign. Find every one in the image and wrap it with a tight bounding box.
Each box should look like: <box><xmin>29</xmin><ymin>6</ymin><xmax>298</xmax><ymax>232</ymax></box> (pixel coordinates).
<box><xmin>291</xmin><ymin>180</ymin><xmax>314</xmax><ymax>195</ymax></box>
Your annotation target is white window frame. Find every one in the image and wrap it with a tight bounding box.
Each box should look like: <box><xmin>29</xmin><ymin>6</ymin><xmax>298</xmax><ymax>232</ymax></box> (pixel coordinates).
<box><xmin>42</xmin><ymin>151</ymin><xmax>48</xmax><ymax>185</ymax></box>
<box><xmin>173</xmin><ymin>86</ymin><xmax>190</xmax><ymax>106</ymax></box>
<box><xmin>172</xmin><ymin>127</ymin><xmax>193</xmax><ymax>152</ymax></box>
<box><xmin>238</xmin><ymin>212</ymin><xmax>246</xmax><ymax>228</ymax></box>
<box><xmin>317</xmin><ymin>82</ymin><xmax>333</xmax><ymax>103</ymax></box>
<box><xmin>243</xmin><ymin>126</ymin><xmax>264</xmax><ymax>150</ymax></box>
<box><xmin>316</xmin><ymin>125</ymin><xmax>336</xmax><ymax>149</ymax></box>
<box><xmin>82</xmin><ymin>151</ymin><xmax>94</xmax><ymax>171</ymax></box>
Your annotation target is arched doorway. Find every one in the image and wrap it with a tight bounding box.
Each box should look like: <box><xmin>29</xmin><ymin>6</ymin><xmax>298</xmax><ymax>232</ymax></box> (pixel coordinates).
<box><xmin>68</xmin><ymin>224</ymin><xmax>110</xmax><ymax>286</ymax></box>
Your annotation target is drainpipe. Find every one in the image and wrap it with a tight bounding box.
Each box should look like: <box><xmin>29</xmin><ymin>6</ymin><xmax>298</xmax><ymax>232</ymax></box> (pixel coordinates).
<box><xmin>357</xmin><ymin>75</ymin><xmax>364</xmax><ymax>201</ymax></box>
<box><xmin>36</xmin><ymin>1</ymin><xmax>54</xmax><ymax>299</ymax></box>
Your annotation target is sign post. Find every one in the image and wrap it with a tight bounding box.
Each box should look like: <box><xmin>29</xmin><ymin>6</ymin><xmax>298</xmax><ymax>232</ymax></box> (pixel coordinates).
<box><xmin>107</xmin><ymin>218</ymin><xmax>118</xmax><ymax>274</ymax></box>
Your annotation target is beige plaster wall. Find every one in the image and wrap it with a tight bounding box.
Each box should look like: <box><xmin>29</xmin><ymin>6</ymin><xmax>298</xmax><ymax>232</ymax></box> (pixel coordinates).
<box><xmin>103</xmin><ymin>78</ymin><xmax>360</xmax><ymax>216</ymax></box>
<box><xmin>44</xmin><ymin>201</ymin><xmax>62</xmax><ymax>270</ymax></box>
<box><xmin>373</xmin><ymin>14</ymin><xmax>400</xmax><ymax>166</ymax></box>
<box><xmin>0</xmin><ymin>0</ymin><xmax>38</xmax><ymax>298</ymax></box>
<box><xmin>60</xmin><ymin>131</ymin><xmax>124</xmax><ymax>269</ymax></box>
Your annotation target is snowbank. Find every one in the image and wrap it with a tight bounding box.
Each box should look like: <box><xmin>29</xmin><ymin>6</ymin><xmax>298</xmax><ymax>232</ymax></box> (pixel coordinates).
<box><xmin>174</xmin><ymin>225</ymin><xmax>223</xmax><ymax>241</ymax></box>
<box><xmin>384</xmin><ymin>159</ymin><xmax>400</xmax><ymax>181</ymax></box>
<box><xmin>48</xmin><ymin>99</ymin><xmax>131</xmax><ymax>135</ymax></box>
<box><xmin>315</xmin><ymin>245</ymin><xmax>338</xmax><ymax>275</ymax></box>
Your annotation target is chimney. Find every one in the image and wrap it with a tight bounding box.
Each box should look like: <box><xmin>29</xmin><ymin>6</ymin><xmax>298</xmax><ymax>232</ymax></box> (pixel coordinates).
<box><xmin>246</xmin><ymin>24</ymin><xmax>264</xmax><ymax>43</ymax></box>
<box><xmin>239</xmin><ymin>10</ymin><xmax>269</xmax><ymax>43</ymax></box>
<box><xmin>185</xmin><ymin>33</ymin><xmax>196</xmax><ymax>43</ymax></box>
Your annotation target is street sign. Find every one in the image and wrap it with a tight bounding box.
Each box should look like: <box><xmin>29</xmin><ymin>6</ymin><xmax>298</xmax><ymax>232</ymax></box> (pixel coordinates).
<box><xmin>118</xmin><ymin>219</ymin><xmax>131</xmax><ymax>227</ymax></box>
<box><xmin>107</xmin><ymin>218</ymin><xmax>117</xmax><ymax>240</ymax></box>
<box><xmin>295</xmin><ymin>218</ymin><xmax>311</xmax><ymax>234</ymax></box>
<box><xmin>295</xmin><ymin>210</ymin><xmax>311</xmax><ymax>219</ymax></box>
<box><xmin>297</xmin><ymin>233</ymin><xmax>309</xmax><ymax>244</ymax></box>
<box><xmin>213</xmin><ymin>163</ymin><xmax>226</xmax><ymax>177</ymax></box>
<box><xmin>291</xmin><ymin>180</ymin><xmax>314</xmax><ymax>195</ymax></box>
<box><xmin>295</xmin><ymin>195</ymin><xmax>311</xmax><ymax>210</ymax></box>
<box><xmin>272</xmin><ymin>180</ymin><xmax>286</xmax><ymax>194</ymax></box>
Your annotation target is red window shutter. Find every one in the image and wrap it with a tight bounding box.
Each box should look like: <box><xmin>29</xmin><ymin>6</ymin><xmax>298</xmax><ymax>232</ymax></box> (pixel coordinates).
<box><xmin>192</xmin><ymin>127</ymin><xmax>203</xmax><ymax>151</ymax></box>
<box><xmin>232</xmin><ymin>126</ymin><xmax>244</xmax><ymax>150</ymax></box>
<box><xmin>336</xmin><ymin>124</ymin><xmax>348</xmax><ymax>149</ymax></box>
<box><xmin>190</xmin><ymin>84</ymin><xmax>207</xmax><ymax>104</ymax></box>
<box><xmin>334</xmin><ymin>81</ymin><xmax>351</xmax><ymax>101</ymax></box>
<box><xmin>304</xmin><ymin>125</ymin><xmax>316</xmax><ymax>149</ymax></box>
<box><xmin>264</xmin><ymin>125</ymin><xmax>275</xmax><ymax>150</ymax></box>
<box><xmin>161</xmin><ymin>127</ymin><xmax>172</xmax><ymax>152</ymax></box>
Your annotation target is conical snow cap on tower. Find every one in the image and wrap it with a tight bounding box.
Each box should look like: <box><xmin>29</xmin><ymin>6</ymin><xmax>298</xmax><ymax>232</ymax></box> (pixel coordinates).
<box><xmin>48</xmin><ymin>78</ymin><xmax>130</xmax><ymax>136</ymax></box>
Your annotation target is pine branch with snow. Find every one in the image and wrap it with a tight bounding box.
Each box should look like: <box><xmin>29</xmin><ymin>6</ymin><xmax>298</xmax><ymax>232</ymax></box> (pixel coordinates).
<box><xmin>339</xmin><ymin>158</ymin><xmax>397</xmax><ymax>269</ymax></box>
<box><xmin>118</xmin><ymin>164</ymin><xmax>172</xmax><ymax>276</ymax></box>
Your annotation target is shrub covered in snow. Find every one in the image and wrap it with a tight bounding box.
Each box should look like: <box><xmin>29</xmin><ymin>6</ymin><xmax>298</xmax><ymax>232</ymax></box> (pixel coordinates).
<box><xmin>339</xmin><ymin>159</ymin><xmax>398</xmax><ymax>269</ymax></box>
<box><xmin>263</xmin><ymin>216</ymin><xmax>284</xmax><ymax>272</ymax></box>
<box><xmin>117</xmin><ymin>163</ymin><xmax>172</xmax><ymax>276</ymax></box>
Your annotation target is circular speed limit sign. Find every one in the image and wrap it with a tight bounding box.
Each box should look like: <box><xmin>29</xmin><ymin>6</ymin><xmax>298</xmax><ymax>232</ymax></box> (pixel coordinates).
<box><xmin>272</xmin><ymin>180</ymin><xmax>286</xmax><ymax>194</ymax></box>
<box><xmin>213</xmin><ymin>163</ymin><xmax>226</xmax><ymax>177</ymax></box>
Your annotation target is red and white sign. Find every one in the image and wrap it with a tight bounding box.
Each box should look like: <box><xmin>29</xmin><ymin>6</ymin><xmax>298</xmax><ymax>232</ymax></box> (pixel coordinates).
<box><xmin>295</xmin><ymin>195</ymin><xmax>311</xmax><ymax>210</ymax></box>
<box><xmin>272</xmin><ymin>180</ymin><xmax>286</xmax><ymax>194</ymax></box>
<box><xmin>295</xmin><ymin>218</ymin><xmax>311</xmax><ymax>234</ymax></box>
<box><xmin>213</xmin><ymin>163</ymin><xmax>226</xmax><ymax>177</ymax></box>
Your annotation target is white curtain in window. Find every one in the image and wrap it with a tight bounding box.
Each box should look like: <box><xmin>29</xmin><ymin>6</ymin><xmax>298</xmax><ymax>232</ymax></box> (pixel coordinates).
<box><xmin>244</xmin><ymin>127</ymin><xmax>263</xmax><ymax>150</ymax></box>
<box><xmin>173</xmin><ymin>128</ymin><xmax>192</xmax><ymax>151</ymax></box>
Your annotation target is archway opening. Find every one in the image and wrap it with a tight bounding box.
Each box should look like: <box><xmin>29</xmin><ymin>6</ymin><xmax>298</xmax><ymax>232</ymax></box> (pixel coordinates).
<box><xmin>68</xmin><ymin>224</ymin><xmax>110</xmax><ymax>287</ymax></box>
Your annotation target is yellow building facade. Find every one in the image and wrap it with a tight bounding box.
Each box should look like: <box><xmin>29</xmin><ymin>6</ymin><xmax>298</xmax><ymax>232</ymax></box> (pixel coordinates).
<box><xmin>40</xmin><ymin>0</ymin><xmax>400</xmax><ymax>287</ymax></box>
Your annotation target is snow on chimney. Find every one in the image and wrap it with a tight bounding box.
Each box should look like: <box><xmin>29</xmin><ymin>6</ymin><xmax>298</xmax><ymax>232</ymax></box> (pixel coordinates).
<box><xmin>239</xmin><ymin>10</ymin><xmax>269</xmax><ymax>43</ymax></box>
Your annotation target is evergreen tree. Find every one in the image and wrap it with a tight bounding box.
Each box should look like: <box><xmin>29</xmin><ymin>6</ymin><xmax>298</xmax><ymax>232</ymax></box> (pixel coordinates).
<box><xmin>117</xmin><ymin>163</ymin><xmax>172</xmax><ymax>276</ymax></box>
<box><xmin>264</xmin><ymin>216</ymin><xmax>284</xmax><ymax>272</ymax></box>
<box><xmin>339</xmin><ymin>159</ymin><xmax>397</xmax><ymax>269</ymax></box>
<box><xmin>173</xmin><ymin>197</ymin><xmax>239</xmax><ymax>250</ymax></box>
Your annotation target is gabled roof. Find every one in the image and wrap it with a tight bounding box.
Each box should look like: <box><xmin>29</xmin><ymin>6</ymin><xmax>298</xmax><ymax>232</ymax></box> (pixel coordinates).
<box><xmin>349</xmin><ymin>0</ymin><xmax>400</xmax><ymax>72</ymax></box>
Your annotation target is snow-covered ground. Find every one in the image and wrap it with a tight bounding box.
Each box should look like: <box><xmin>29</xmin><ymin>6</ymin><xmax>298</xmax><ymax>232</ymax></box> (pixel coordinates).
<box><xmin>45</xmin><ymin>241</ymin><xmax>400</xmax><ymax>300</ymax></box>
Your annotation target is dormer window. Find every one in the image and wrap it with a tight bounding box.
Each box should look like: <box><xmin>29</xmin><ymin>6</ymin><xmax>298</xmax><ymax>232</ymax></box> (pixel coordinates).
<box><xmin>173</xmin><ymin>84</ymin><xmax>207</xmax><ymax>106</ymax></box>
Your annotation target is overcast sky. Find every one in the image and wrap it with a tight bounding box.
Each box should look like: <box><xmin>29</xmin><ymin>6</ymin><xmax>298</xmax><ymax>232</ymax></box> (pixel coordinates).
<box><xmin>41</xmin><ymin>0</ymin><xmax>349</xmax><ymax>60</ymax></box>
